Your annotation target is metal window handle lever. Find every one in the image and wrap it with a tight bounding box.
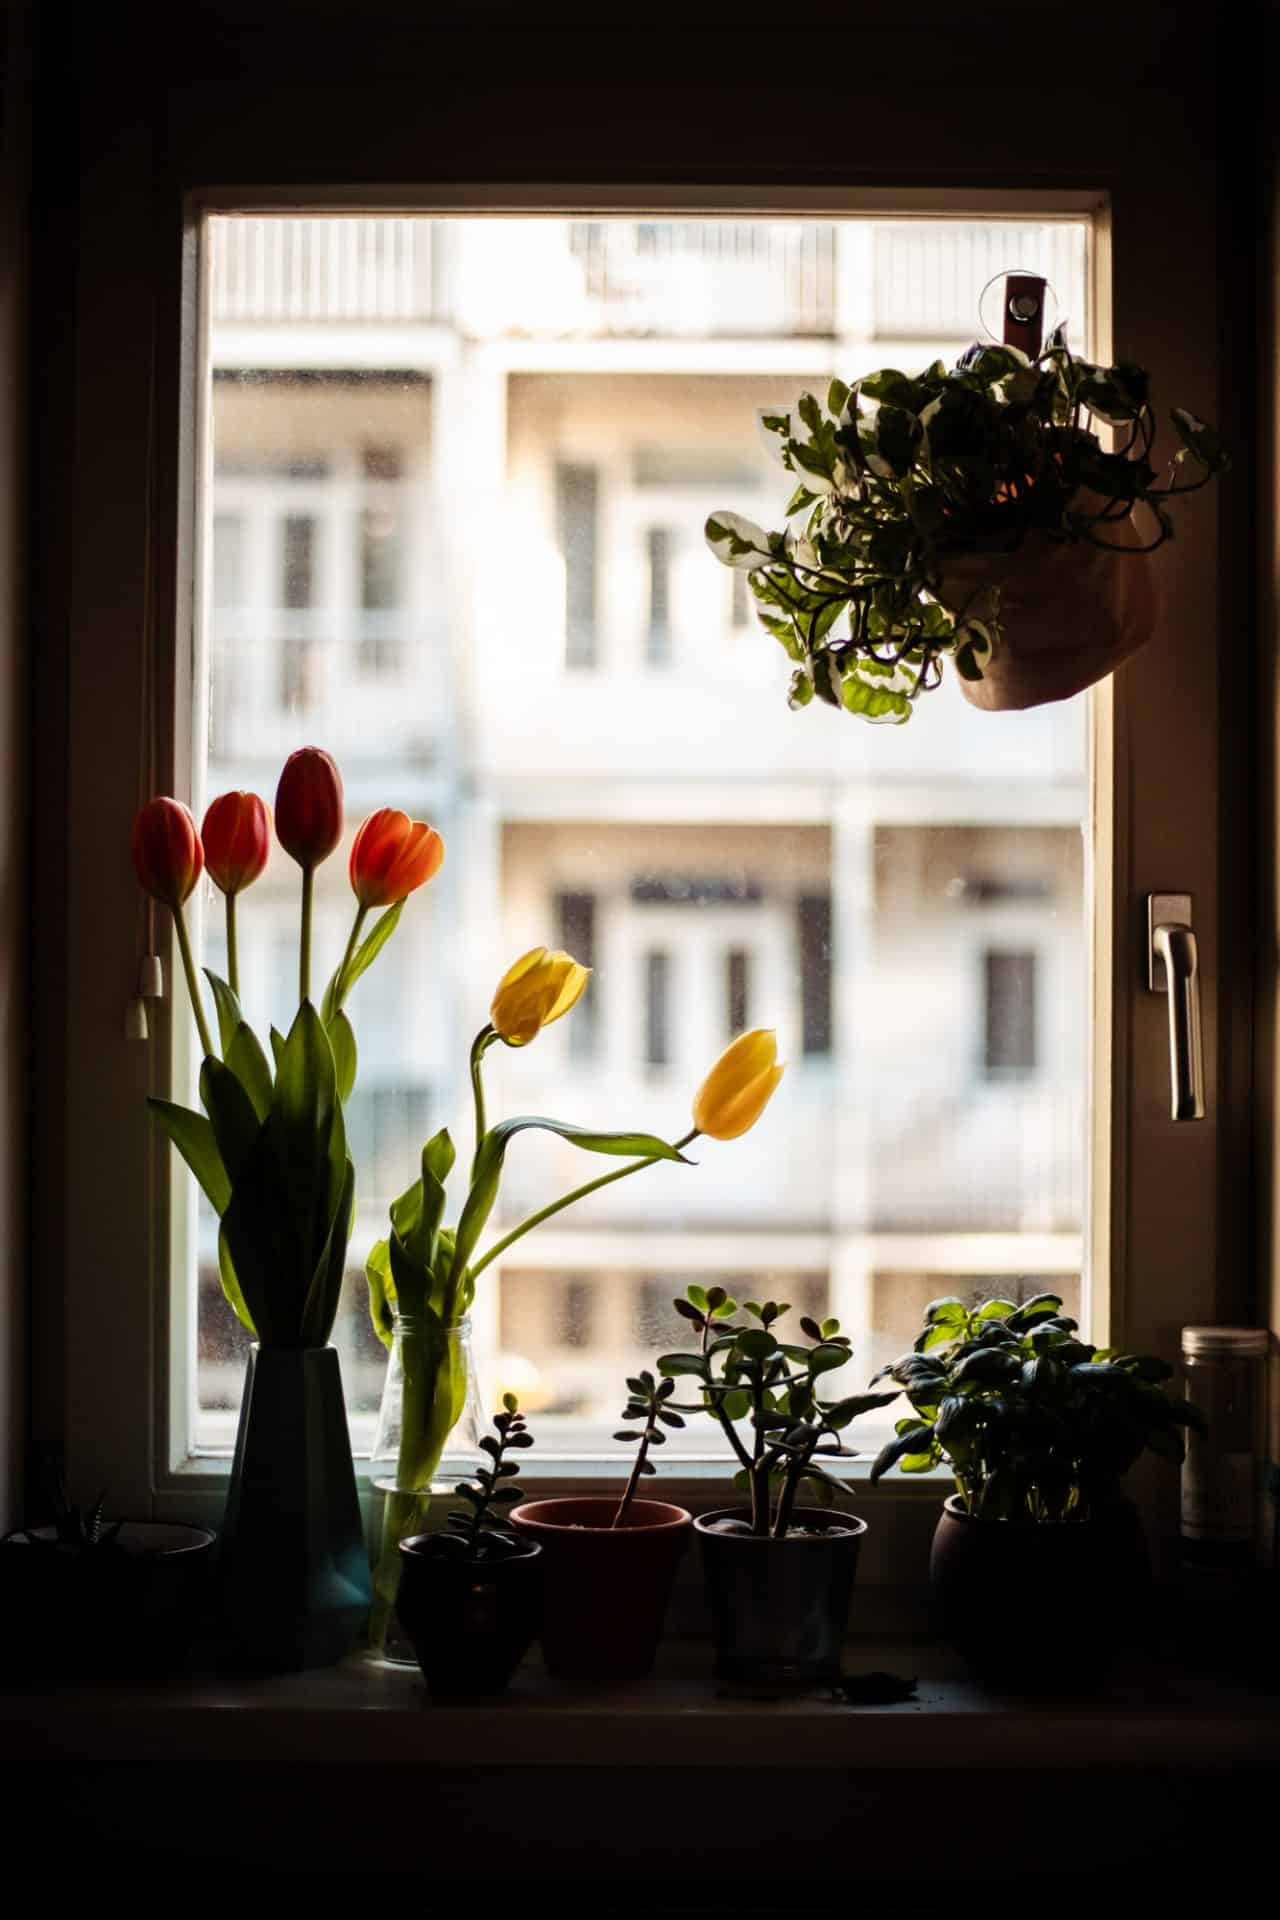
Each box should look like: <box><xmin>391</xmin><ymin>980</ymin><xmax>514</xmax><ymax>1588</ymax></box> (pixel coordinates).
<box><xmin>1146</xmin><ymin>894</ymin><xmax>1206</xmax><ymax>1122</ymax></box>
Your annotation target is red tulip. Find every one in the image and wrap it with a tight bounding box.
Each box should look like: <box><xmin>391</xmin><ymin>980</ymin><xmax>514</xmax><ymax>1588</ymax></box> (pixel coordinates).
<box><xmin>202</xmin><ymin>791</ymin><xmax>271</xmax><ymax>896</ymax></box>
<box><xmin>275</xmin><ymin>747</ymin><xmax>343</xmax><ymax>869</ymax></box>
<box><xmin>132</xmin><ymin>798</ymin><xmax>204</xmax><ymax>906</ymax></box>
<box><xmin>349</xmin><ymin>808</ymin><xmax>445</xmax><ymax>909</ymax></box>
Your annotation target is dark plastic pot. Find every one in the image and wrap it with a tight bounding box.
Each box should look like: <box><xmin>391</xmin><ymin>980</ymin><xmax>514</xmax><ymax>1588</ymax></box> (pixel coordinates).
<box><xmin>218</xmin><ymin>1344</ymin><xmax>372</xmax><ymax>1672</ymax></box>
<box><xmin>510</xmin><ymin>1497</ymin><xmax>690</xmax><ymax>1682</ymax></box>
<box><xmin>0</xmin><ymin>1520</ymin><xmax>216</xmax><ymax>1679</ymax></box>
<box><xmin>694</xmin><ymin>1506</ymin><xmax>867</xmax><ymax>1686</ymax></box>
<box><xmin>396</xmin><ymin>1535</ymin><xmax>543</xmax><ymax>1697</ymax></box>
<box><xmin>930</xmin><ymin>1494</ymin><xmax>1152</xmax><ymax>1687</ymax></box>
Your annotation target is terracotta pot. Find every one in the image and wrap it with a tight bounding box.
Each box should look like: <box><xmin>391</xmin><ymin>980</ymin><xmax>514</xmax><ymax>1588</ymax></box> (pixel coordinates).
<box><xmin>930</xmin><ymin>1494</ymin><xmax>1152</xmax><ymax>1687</ymax></box>
<box><xmin>0</xmin><ymin>1520</ymin><xmax>217</xmax><ymax>1679</ymax></box>
<box><xmin>695</xmin><ymin>1506</ymin><xmax>867</xmax><ymax>1687</ymax></box>
<box><xmin>938</xmin><ymin>491</ymin><xmax>1158</xmax><ymax>711</ymax></box>
<box><xmin>396</xmin><ymin>1535</ymin><xmax>543</xmax><ymax>1697</ymax></box>
<box><xmin>510</xmin><ymin>1496</ymin><xmax>690</xmax><ymax>1682</ymax></box>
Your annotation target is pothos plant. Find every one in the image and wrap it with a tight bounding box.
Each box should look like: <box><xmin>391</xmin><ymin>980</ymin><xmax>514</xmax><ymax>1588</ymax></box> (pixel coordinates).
<box><xmin>656</xmin><ymin>1287</ymin><xmax>898</xmax><ymax>1536</ymax></box>
<box><xmin>868</xmin><ymin>1291</ymin><xmax>1206</xmax><ymax>1522</ymax></box>
<box><xmin>705</xmin><ymin>330</ymin><xmax>1228</xmax><ymax>724</ymax></box>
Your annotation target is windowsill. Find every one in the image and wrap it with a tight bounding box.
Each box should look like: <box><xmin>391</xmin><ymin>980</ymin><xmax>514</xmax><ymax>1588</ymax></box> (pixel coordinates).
<box><xmin>4</xmin><ymin>1640</ymin><xmax>1276</xmax><ymax>1771</ymax></box>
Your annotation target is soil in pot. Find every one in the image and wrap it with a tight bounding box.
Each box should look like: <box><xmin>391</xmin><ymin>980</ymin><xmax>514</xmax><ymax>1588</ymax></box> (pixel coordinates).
<box><xmin>694</xmin><ymin>1506</ymin><xmax>867</xmax><ymax>1687</ymax></box>
<box><xmin>395</xmin><ymin>1534</ymin><xmax>543</xmax><ymax>1697</ymax></box>
<box><xmin>930</xmin><ymin>1493</ymin><xmax>1152</xmax><ymax>1689</ymax></box>
<box><xmin>0</xmin><ymin>1520</ymin><xmax>217</xmax><ymax>1680</ymax></box>
<box><xmin>509</xmin><ymin>1497</ymin><xmax>690</xmax><ymax>1683</ymax></box>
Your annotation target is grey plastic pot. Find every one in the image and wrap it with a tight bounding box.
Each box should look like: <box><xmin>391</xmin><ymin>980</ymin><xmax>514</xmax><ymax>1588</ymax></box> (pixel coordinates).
<box><xmin>694</xmin><ymin>1506</ymin><xmax>867</xmax><ymax>1686</ymax></box>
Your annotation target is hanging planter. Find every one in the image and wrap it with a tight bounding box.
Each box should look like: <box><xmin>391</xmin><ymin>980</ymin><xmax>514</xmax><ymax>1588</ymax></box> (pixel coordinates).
<box><xmin>705</xmin><ymin>277</ymin><xmax>1227</xmax><ymax>722</ymax></box>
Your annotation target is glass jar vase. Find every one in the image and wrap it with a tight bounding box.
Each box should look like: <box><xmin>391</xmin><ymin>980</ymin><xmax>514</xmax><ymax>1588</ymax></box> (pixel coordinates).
<box><xmin>368</xmin><ymin>1313</ymin><xmax>487</xmax><ymax>1662</ymax></box>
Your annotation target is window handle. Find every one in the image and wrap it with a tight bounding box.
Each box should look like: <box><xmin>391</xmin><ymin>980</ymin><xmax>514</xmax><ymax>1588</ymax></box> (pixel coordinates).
<box><xmin>1147</xmin><ymin>893</ymin><xmax>1206</xmax><ymax>1122</ymax></box>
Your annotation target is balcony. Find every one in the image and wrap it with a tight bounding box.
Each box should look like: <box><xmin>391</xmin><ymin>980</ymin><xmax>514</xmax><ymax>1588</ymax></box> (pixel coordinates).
<box><xmin>210</xmin><ymin>217</ymin><xmax>439</xmax><ymax>324</ymax></box>
<box><xmin>871</xmin><ymin>222</ymin><xmax>1089</xmax><ymax>343</ymax></box>
<box><xmin>563</xmin><ymin>221</ymin><xmax>837</xmax><ymax>337</ymax></box>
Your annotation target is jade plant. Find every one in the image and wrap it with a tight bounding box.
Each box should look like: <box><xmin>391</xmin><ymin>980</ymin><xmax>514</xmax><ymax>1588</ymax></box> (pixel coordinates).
<box><xmin>612</xmin><ymin>1370</ymin><xmax>684</xmax><ymax>1528</ymax></box>
<box><xmin>868</xmin><ymin>1291</ymin><xmax>1206</xmax><ymax>1521</ymax></box>
<box><xmin>656</xmin><ymin>1287</ymin><xmax>898</xmax><ymax>1535</ymax></box>
<box><xmin>705</xmin><ymin>330</ymin><xmax>1228</xmax><ymax>723</ymax></box>
<box><xmin>426</xmin><ymin>1396</ymin><xmax>535</xmax><ymax>1563</ymax></box>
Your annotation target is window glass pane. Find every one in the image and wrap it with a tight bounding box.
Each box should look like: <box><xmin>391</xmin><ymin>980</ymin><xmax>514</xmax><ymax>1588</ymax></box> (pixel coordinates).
<box><xmin>194</xmin><ymin>212</ymin><xmax>1091</xmax><ymax>1460</ymax></box>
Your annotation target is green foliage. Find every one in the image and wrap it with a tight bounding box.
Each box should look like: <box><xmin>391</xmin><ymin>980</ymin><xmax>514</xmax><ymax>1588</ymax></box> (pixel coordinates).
<box><xmin>867</xmin><ymin>1293</ymin><xmax>1207</xmax><ymax>1521</ymax></box>
<box><xmin>655</xmin><ymin>1289</ymin><xmax>897</xmax><ymax>1536</ymax></box>
<box><xmin>430</xmin><ymin>1397</ymin><xmax>535</xmax><ymax>1563</ymax></box>
<box><xmin>707</xmin><ymin>329</ymin><xmax>1228</xmax><ymax>723</ymax></box>
<box><xmin>611</xmin><ymin>1369</ymin><xmax>683</xmax><ymax>1527</ymax></box>
<box><xmin>22</xmin><ymin>1464</ymin><xmax>124</xmax><ymax>1558</ymax></box>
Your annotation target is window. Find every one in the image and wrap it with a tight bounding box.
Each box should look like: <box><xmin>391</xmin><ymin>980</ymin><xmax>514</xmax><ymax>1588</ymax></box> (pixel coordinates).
<box><xmin>556</xmin><ymin>461</ymin><xmax>598</xmax><ymax>668</ymax></box>
<box><xmin>984</xmin><ymin>950</ymin><xmax>1038</xmax><ymax>1078</ymax></box>
<box><xmin>555</xmin><ymin>890</ymin><xmax>598</xmax><ymax>1060</ymax></box>
<box><xmin>281</xmin><ymin>513</ymin><xmax>316</xmax><ymax>609</ymax></box>
<box><xmin>726</xmin><ymin>947</ymin><xmax>751</xmax><ymax>1037</ymax></box>
<box><xmin>30</xmin><ymin>188</ymin><xmax>1184</xmax><ymax>1503</ymax></box>
<box><xmin>645</xmin><ymin>526</ymin><xmax>672</xmax><ymax>667</ymax></box>
<box><xmin>644</xmin><ymin>949</ymin><xmax>672</xmax><ymax>1067</ymax></box>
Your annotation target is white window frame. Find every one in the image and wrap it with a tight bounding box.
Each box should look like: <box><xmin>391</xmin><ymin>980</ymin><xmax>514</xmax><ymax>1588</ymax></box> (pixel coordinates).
<box><xmin>52</xmin><ymin>182</ymin><xmax>1235</xmax><ymax>1562</ymax></box>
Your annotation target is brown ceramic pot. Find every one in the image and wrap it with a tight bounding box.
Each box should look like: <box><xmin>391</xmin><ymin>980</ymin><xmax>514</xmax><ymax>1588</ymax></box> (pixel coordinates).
<box><xmin>930</xmin><ymin>1493</ymin><xmax>1152</xmax><ymax>1688</ymax></box>
<box><xmin>510</xmin><ymin>1496</ymin><xmax>690</xmax><ymax>1682</ymax></box>
<box><xmin>938</xmin><ymin>490</ymin><xmax>1158</xmax><ymax>712</ymax></box>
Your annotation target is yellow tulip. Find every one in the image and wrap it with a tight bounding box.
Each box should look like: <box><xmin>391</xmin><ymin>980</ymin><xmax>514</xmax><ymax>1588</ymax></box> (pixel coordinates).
<box><xmin>692</xmin><ymin>1029</ymin><xmax>785</xmax><ymax>1140</ymax></box>
<box><xmin>491</xmin><ymin>946</ymin><xmax>591</xmax><ymax>1047</ymax></box>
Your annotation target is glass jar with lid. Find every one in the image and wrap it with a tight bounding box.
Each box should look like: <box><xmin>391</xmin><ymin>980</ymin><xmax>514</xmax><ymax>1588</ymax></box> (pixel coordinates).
<box><xmin>1180</xmin><ymin>1325</ymin><xmax>1270</xmax><ymax>1568</ymax></box>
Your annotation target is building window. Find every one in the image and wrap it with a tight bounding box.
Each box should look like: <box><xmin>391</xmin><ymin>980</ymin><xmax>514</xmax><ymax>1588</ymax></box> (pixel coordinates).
<box><xmin>561</xmin><ymin>1277</ymin><xmax>595</xmax><ymax>1350</ymax></box>
<box><xmin>645</xmin><ymin>526</ymin><xmax>672</xmax><ymax>667</ymax></box>
<box><xmin>281</xmin><ymin>513</ymin><xmax>316</xmax><ymax>609</ymax></box>
<box><xmin>984</xmin><ymin>949</ymin><xmax>1038</xmax><ymax>1077</ymax></box>
<box><xmin>555</xmin><ymin>890</ymin><xmax>598</xmax><ymax>1060</ymax></box>
<box><xmin>726</xmin><ymin>946</ymin><xmax>751</xmax><ymax>1037</ymax></box>
<box><xmin>212</xmin><ymin>512</ymin><xmax>244</xmax><ymax>608</ymax></box>
<box><xmin>644</xmin><ymin>949</ymin><xmax>672</xmax><ymax>1066</ymax></box>
<box><xmin>280</xmin><ymin>637</ymin><xmax>321</xmax><ymax>714</ymax></box>
<box><xmin>360</xmin><ymin>506</ymin><xmax>401</xmax><ymax>612</ymax></box>
<box><xmin>799</xmin><ymin>894</ymin><xmax>833</xmax><ymax>1056</ymax></box>
<box><xmin>556</xmin><ymin>461</ymin><xmax>598</xmax><ymax>668</ymax></box>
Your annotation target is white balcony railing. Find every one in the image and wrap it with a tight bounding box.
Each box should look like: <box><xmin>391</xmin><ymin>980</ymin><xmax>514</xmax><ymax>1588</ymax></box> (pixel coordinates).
<box><xmin>567</xmin><ymin>220</ymin><xmax>837</xmax><ymax>336</ymax></box>
<box><xmin>872</xmin><ymin>222</ymin><xmax>1089</xmax><ymax>342</ymax></box>
<box><xmin>210</xmin><ymin>217</ymin><xmax>438</xmax><ymax>323</ymax></box>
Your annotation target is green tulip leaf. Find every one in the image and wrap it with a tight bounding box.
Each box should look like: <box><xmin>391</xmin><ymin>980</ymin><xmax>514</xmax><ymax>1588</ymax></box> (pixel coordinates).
<box><xmin>199</xmin><ymin>1056</ymin><xmax>263</xmax><ymax>1188</ymax></box>
<box><xmin>322</xmin><ymin>899</ymin><xmax>405</xmax><ymax>1023</ymax></box>
<box><xmin>217</xmin><ymin>1225</ymin><xmax>257</xmax><ymax>1335</ymax></box>
<box><xmin>328</xmin><ymin>1008</ymin><xmax>357</xmax><ymax>1106</ymax></box>
<box><xmin>148</xmin><ymin>1098</ymin><xmax>231</xmax><ymax>1215</ymax></box>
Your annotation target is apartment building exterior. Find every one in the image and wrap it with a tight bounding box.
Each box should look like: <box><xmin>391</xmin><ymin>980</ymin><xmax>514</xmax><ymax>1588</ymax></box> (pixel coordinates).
<box><xmin>196</xmin><ymin>214</ymin><xmax>1089</xmax><ymax>1455</ymax></box>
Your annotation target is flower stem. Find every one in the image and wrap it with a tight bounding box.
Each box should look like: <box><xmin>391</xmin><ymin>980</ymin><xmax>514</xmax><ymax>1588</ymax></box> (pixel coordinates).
<box><xmin>468</xmin><ymin>1127</ymin><xmax>698</xmax><ymax>1283</ymax></box>
<box><xmin>469</xmin><ymin>1026</ymin><xmax>493</xmax><ymax>1174</ymax></box>
<box><xmin>225</xmin><ymin>892</ymin><xmax>239</xmax><ymax>1002</ymax></box>
<box><xmin>332</xmin><ymin>903</ymin><xmax>368</xmax><ymax>1016</ymax></box>
<box><xmin>170</xmin><ymin>904</ymin><xmax>215</xmax><ymax>1060</ymax></box>
<box><xmin>299</xmin><ymin>865</ymin><xmax>314</xmax><ymax>1005</ymax></box>
<box><xmin>612</xmin><ymin>1432</ymin><xmax>650</xmax><ymax>1529</ymax></box>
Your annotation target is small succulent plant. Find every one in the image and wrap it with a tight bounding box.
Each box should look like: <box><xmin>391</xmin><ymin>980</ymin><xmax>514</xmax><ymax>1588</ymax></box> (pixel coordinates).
<box><xmin>655</xmin><ymin>1287</ymin><xmax>898</xmax><ymax>1535</ymax></box>
<box><xmin>611</xmin><ymin>1369</ymin><xmax>685</xmax><ymax>1528</ymax></box>
<box><xmin>23</xmin><ymin>1467</ymin><xmax>124</xmax><ymax>1557</ymax></box>
<box><xmin>430</xmin><ymin>1396</ymin><xmax>535</xmax><ymax>1562</ymax></box>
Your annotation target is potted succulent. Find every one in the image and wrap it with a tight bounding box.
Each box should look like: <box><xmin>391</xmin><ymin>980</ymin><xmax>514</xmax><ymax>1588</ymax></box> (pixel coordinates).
<box><xmin>510</xmin><ymin>1370</ymin><xmax>694</xmax><ymax>1683</ymax></box>
<box><xmin>869</xmin><ymin>1292</ymin><xmax>1206</xmax><ymax>1682</ymax></box>
<box><xmin>132</xmin><ymin>750</ymin><xmax>444</xmax><ymax>1670</ymax></box>
<box><xmin>705</xmin><ymin>320</ymin><xmax>1228</xmax><ymax>722</ymax></box>
<box><xmin>365</xmin><ymin>1019</ymin><xmax>786</xmax><ymax>1661</ymax></box>
<box><xmin>0</xmin><ymin>1467</ymin><xmax>216</xmax><ymax>1678</ymax></box>
<box><xmin>658</xmin><ymin>1289</ymin><xmax>898</xmax><ymax>1686</ymax></box>
<box><xmin>396</xmin><ymin>1396</ymin><xmax>543</xmax><ymax>1697</ymax></box>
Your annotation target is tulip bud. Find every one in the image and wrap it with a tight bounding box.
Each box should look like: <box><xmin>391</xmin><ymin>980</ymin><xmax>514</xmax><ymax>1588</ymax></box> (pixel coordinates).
<box><xmin>491</xmin><ymin>947</ymin><xmax>591</xmax><ymax>1047</ymax></box>
<box><xmin>202</xmin><ymin>791</ymin><xmax>271</xmax><ymax>896</ymax></box>
<box><xmin>349</xmin><ymin>807</ymin><xmax>445</xmax><ymax>909</ymax></box>
<box><xmin>692</xmin><ymin>1029</ymin><xmax>785</xmax><ymax>1140</ymax></box>
<box><xmin>274</xmin><ymin>746</ymin><xmax>343</xmax><ymax>869</ymax></box>
<box><xmin>132</xmin><ymin>797</ymin><xmax>204</xmax><ymax>907</ymax></box>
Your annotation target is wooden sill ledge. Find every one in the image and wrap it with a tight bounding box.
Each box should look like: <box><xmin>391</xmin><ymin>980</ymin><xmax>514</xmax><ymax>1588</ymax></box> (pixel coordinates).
<box><xmin>3</xmin><ymin>1639</ymin><xmax>1277</xmax><ymax>1771</ymax></box>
